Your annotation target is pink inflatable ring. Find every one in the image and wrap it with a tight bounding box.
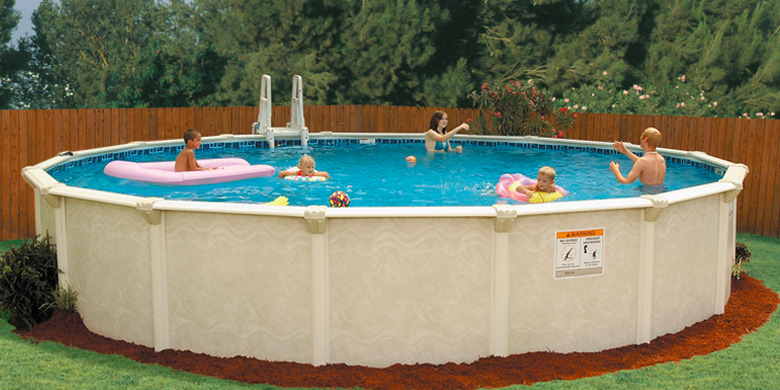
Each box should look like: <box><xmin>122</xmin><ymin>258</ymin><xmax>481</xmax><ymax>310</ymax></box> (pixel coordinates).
<box><xmin>495</xmin><ymin>173</ymin><xmax>570</xmax><ymax>203</ymax></box>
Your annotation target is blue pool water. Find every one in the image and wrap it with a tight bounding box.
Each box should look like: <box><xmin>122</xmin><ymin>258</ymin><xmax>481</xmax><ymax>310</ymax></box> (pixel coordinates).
<box><xmin>48</xmin><ymin>141</ymin><xmax>723</xmax><ymax>207</ymax></box>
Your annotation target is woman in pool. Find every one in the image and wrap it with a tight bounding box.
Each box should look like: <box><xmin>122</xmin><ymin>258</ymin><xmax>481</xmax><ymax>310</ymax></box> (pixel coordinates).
<box><xmin>424</xmin><ymin>110</ymin><xmax>469</xmax><ymax>153</ymax></box>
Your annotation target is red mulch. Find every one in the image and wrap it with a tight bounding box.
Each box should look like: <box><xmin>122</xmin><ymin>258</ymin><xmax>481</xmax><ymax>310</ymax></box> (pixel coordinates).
<box><xmin>15</xmin><ymin>275</ymin><xmax>779</xmax><ymax>390</ymax></box>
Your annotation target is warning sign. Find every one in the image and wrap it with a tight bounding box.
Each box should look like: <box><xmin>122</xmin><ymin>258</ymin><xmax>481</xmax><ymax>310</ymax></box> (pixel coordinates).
<box><xmin>554</xmin><ymin>228</ymin><xmax>604</xmax><ymax>279</ymax></box>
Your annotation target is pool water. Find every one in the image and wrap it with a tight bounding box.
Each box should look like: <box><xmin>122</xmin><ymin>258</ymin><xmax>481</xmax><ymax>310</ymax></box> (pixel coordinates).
<box><xmin>49</xmin><ymin>143</ymin><xmax>723</xmax><ymax>207</ymax></box>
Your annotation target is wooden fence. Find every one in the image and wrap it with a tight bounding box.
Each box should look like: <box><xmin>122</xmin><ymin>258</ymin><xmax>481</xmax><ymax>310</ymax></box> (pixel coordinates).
<box><xmin>1</xmin><ymin>106</ymin><xmax>778</xmax><ymax>241</ymax></box>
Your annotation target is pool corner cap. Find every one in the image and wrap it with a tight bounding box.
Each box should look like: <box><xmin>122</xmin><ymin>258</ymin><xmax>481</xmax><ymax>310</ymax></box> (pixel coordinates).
<box><xmin>304</xmin><ymin>205</ymin><xmax>328</xmax><ymax>234</ymax></box>
<box><xmin>40</xmin><ymin>183</ymin><xmax>67</xmax><ymax>208</ymax></box>
<box><xmin>492</xmin><ymin>204</ymin><xmax>518</xmax><ymax>233</ymax></box>
<box><xmin>136</xmin><ymin>197</ymin><xmax>165</xmax><ymax>225</ymax></box>
<box><xmin>640</xmin><ymin>195</ymin><xmax>668</xmax><ymax>222</ymax></box>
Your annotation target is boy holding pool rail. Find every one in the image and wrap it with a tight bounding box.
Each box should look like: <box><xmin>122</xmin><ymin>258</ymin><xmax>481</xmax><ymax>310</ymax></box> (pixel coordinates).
<box><xmin>609</xmin><ymin>127</ymin><xmax>666</xmax><ymax>194</ymax></box>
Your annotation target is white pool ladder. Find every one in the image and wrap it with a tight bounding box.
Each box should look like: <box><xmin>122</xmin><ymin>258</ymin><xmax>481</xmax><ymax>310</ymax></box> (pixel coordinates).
<box><xmin>252</xmin><ymin>74</ymin><xmax>309</xmax><ymax>148</ymax></box>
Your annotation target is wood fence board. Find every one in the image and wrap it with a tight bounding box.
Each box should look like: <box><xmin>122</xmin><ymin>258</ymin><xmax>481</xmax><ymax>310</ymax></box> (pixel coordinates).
<box><xmin>120</xmin><ymin>109</ymin><xmax>130</xmax><ymax>143</ymax></box>
<box><xmin>51</xmin><ymin>109</ymin><xmax>63</xmax><ymax>154</ymax></box>
<box><xmin>737</xmin><ymin>119</ymin><xmax>755</xmax><ymax>232</ymax></box>
<box><xmin>767</xmin><ymin>121</ymin><xmax>780</xmax><ymax>237</ymax></box>
<box><xmin>8</xmin><ymin>111</ymin><xmax>20</xmax><ymax>238</ymax></box>
<box><xmin>0</xmin><ymin>111</ymin><xmax>10</xmax><ymax>239</ymax></box>
<box><xmin>13</xmin><ymin>111</ymin><xmax>24</xmax><ymax>238</ymax></box>
<box><xmin>755</xmin><ymin>120</ymin><xmax>777</xmax><ymax>236</ymax></box>
<box><xmin>110</xmin><ymin>109</ymin><xmax>119</xmax><ymax>146</ymax></box>
<box><xmin>81</xmin><ymin>109</ymin><xmax>92</xmax><ymax>149</ymax></box>
<box><xmin>165</xmin><ymin>107</ymin><xmax>176</xmax><ymax>139</ymax></box>
<box><xmin>747</xmin><ymin>119</ymin><xmax>763</xmax><ymax>234</ymax></box>
<box><xmin>41</xmin><ymin>110</ymin><xmax>52</xmax><ymax>161</ymax></box>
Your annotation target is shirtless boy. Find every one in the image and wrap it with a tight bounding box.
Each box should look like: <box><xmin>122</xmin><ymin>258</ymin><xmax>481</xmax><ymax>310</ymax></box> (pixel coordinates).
<box><xmin>609</xmin><ymin>127</ymin><xmax>666</xmax><ymax>193</ymax></box>
<box><xmin>174</xmin><ymin>129</ymin><xmax>217</xmax><ymax>172</ymax></box>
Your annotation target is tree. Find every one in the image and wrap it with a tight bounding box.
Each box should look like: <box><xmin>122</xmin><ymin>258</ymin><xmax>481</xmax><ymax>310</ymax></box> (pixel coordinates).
<box><xmin>0</xmin><ymin>0</ymin><xmax>21</xmax><ymax>108</ymax></box>
<box><xmin>195</xmin><ymin>0</ymin><xmax>343</xmax><ymax>106</ymax></box>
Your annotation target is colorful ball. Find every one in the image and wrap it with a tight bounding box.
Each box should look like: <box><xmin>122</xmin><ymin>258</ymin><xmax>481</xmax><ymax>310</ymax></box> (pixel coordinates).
<box><xmin>405</xmin><ymin>155</ymin><xmax>417</xmax><ymax>164</ymax></box>
<box><xmin>329</xmin><ymin>191</ymin><xmax>351</xmax><ymax>207</ymax></box>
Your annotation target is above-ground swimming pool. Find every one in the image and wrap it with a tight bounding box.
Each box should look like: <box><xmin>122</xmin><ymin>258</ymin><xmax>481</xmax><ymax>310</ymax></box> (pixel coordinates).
<box><xmin>23</xmin><ymin>132</ymin><xmax>748</xmax><ymax>368</ymax></box>
<box><xmin>47</xmin><ymin>138</ymin><xmax>723</xmax><ymax>207</ymax></box>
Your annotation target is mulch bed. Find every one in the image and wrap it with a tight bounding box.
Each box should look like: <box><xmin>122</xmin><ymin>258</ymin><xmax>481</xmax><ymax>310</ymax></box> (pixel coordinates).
<box><xmin>15</xmin><ymin>275</ymin><xmax>779</xmax><ymax>390</ymax></box>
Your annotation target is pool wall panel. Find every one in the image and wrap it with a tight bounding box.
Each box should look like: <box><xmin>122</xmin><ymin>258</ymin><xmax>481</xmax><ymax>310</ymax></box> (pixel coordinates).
<box><xmin>507</xmin><ymin>209</ymin><xmax>640</xmax><ymax>354</ymax></box>
<box><xmin>165</xmin><ymin>212</ymin><xmax>314</xmax><ymax>362</ymax></box>
<box><xmin>66</xmin><ymin>199</ymin><xmax>155</xmax><ymax>347</ymax></box>
<box><xmin>327</xmin><ymin>217</ymin><xmax>493</xmax><ymax>367</ymax></box>
<box><xmin>651</xmin><ymin>195</ymin><xmax>720</xmax><ymax>338</ymax></box>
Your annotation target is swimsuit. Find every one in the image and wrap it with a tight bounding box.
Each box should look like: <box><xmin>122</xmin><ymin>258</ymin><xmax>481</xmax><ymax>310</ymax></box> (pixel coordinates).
<box><xmin>434</xmin><ymin>141</ymin><xmax>450</xmax><ymax>151</ymax></box>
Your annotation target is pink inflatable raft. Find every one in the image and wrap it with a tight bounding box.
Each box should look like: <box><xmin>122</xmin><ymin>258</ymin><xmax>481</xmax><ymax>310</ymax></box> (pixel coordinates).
<box><xmin>104</xmin><ymin>158</ymin><xmax>275</xmax><ymax>186</ymax></box>
<box><xmin>495</xmin><ymin>173</ymin><xmax>570</xmax><ymax>203</ymax></box>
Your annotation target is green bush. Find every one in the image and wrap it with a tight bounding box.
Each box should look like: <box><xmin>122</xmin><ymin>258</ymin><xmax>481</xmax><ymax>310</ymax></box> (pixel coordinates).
<box><xmin>0</xmin><ymin>235</ymin><xmax>59</xmax><ymax>329</ymax></box>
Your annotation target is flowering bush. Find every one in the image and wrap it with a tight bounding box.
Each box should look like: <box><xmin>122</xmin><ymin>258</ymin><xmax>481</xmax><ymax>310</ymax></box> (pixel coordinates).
<box><xmin>555</xmin><ymin>71</ymin><xmax>776</xmax><ymax>119</ymax></box>
<box><xmin>469</xmin><ymin>80</ymin><xmax>575</xmax><ymax>137</ymax></box>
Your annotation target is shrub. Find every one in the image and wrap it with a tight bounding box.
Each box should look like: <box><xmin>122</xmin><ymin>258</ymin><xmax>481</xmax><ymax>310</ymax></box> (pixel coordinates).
<box><xmin>0</xmin><ymin>235</ymin><xmax>59</xmax><ymax>329</ymax></box>
<box><xmin>42</xmin><ymin>284</ymin><xmax>78</xmax><ymax>312</ymax></box>
<box><xmin>555</xmin><ymin>71</ymin><xmax>776</xmax><ymax>119</ymax></box>
<box><xmin>732</xmin><ymin>242</ymin><xmax>752</xmax><ymax>279</ymax></box>
<box><xmin>469</xmin><ymin>79</ymin><xmax>575</xmax><ymax>137</ymax></box>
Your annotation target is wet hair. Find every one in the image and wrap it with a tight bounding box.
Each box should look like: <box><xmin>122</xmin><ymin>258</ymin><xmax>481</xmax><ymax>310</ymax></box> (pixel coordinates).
<box><xmin>429</xmin><ymin>110</ymin><xmax>446</xmax><ymax>133</ymax></box>
<box><xmin>538</xmin><ymin>166</ymin><xmax>556</xmax><ymax>181</ymax></box>
<box><xmin>183</xmin><ymin>128</ymin><xmax>200</xmax><ymax>143</ymax></box>
<box><xmin>297</xmin><ymin>154</ymin><xmax>315</xmax><ymax>168</ymax></box>
<box><xmin>642</xmin><ymin>127</ymin><xmax>662</xmax><ymax>148</ymax></box>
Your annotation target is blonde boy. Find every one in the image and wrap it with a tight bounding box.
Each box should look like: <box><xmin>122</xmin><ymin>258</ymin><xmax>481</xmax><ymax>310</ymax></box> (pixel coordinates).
<box><xmin>609</xmin><ymin>127</ymin><xmax>666</xmax><ymax>191</ymax></box>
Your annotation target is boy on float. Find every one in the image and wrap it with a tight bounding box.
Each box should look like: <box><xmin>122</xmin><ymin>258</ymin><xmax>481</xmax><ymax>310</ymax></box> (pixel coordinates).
<box><xmin>511</xmin><ymin>166</ymin><xmax>564</xmax><ymax>203</ymax></box>
<box><xmin>174</xmin><ymin>129</ymin><xmax>218</xmax><ymax>172</ymax></box>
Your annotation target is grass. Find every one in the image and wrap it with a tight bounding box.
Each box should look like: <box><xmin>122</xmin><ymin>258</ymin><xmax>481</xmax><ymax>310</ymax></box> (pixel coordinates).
<box><xmin>1</xmin><ymin>234</ymin><xmax>779</xmax><ymax>389</ymax></box>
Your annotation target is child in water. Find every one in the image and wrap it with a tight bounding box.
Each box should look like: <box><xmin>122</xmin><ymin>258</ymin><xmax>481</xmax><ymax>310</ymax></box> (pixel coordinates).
<box><xmin>278</xmin><ymin>155</ymin><xmax>331</xmax><ymax>179</ymax></box>
<box><xmin>511</xmin><ymin>166</ymin><xmax>564</xmax><ymax>203</ymax></box>
<box><xmin>174</xmin><ymin>129</ymin><xmax>218</xmax><ymax>172</ymax></box>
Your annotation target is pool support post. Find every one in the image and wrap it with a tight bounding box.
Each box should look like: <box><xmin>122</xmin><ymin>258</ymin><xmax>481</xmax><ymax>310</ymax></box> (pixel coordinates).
<box><xmin>491</xmin><ymin>205</ymin><xmax>517</xmax><ymax>357</ymax></box>
<box><xmin>305</xmin><ymin>206</ymin><xmax>329</xmax><ymax>366</ymax></box>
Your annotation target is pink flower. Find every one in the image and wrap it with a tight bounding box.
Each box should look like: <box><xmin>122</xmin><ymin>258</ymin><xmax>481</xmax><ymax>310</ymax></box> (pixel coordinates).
<box><xmin>481</xmin><ymin>83</ymin><xmax>487</xmax><ymax>91</ymax></box>
<box><xmin>602</xmin><ymin>71</ymin><xmax>608</xmax><ymax>76</ymax></box>
<box><xmin>573</xmin><ymin>113</ymin><xmax>578</xmax><ymax>118</ymax></box>
<box><xmin>493</xmin><ymin>111</ymin><xmax>503</xmax><ymax>119</ymax></box>
<box><xmin>465</xmin><ymin>118</ymin><xmax>472</xmax><ymax>123</ymax></box>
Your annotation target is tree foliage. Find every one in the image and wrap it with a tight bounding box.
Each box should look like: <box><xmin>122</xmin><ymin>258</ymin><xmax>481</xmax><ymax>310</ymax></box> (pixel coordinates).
<box><xmin>7</xmin><ymin>0</ymin><xmax>778</xmax><ymax>118</ymax></box>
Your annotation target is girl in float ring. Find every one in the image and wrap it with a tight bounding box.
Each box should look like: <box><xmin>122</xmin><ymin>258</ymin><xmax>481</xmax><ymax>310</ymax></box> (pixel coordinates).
<box><xmin>424</xmin><ymin>110</ymin><xmax>469</xmax><ymax>153</ymax></box>
<box><xmin>278</xmin><ymin>155</ymin><xmax>331</xmax><ymax>181</ymax></box>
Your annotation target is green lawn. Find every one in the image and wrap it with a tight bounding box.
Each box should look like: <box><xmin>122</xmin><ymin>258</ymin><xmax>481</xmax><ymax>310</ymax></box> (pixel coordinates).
<box><xmin>1</xmin><ymin>234</ymin><xmax>779</xmax><ymax>389</ymax></box>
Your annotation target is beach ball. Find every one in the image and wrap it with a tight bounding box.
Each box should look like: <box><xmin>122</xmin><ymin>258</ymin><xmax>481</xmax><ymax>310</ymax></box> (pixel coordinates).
<box><xmin>329</xmin><ymin>191</ymin><xmax>351</xmax><ymax>207</ymax></box>
<box><xmin>405</xmin><ymin>155</ymin><xmax>417</xmax><ymax>164</ymax></box>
